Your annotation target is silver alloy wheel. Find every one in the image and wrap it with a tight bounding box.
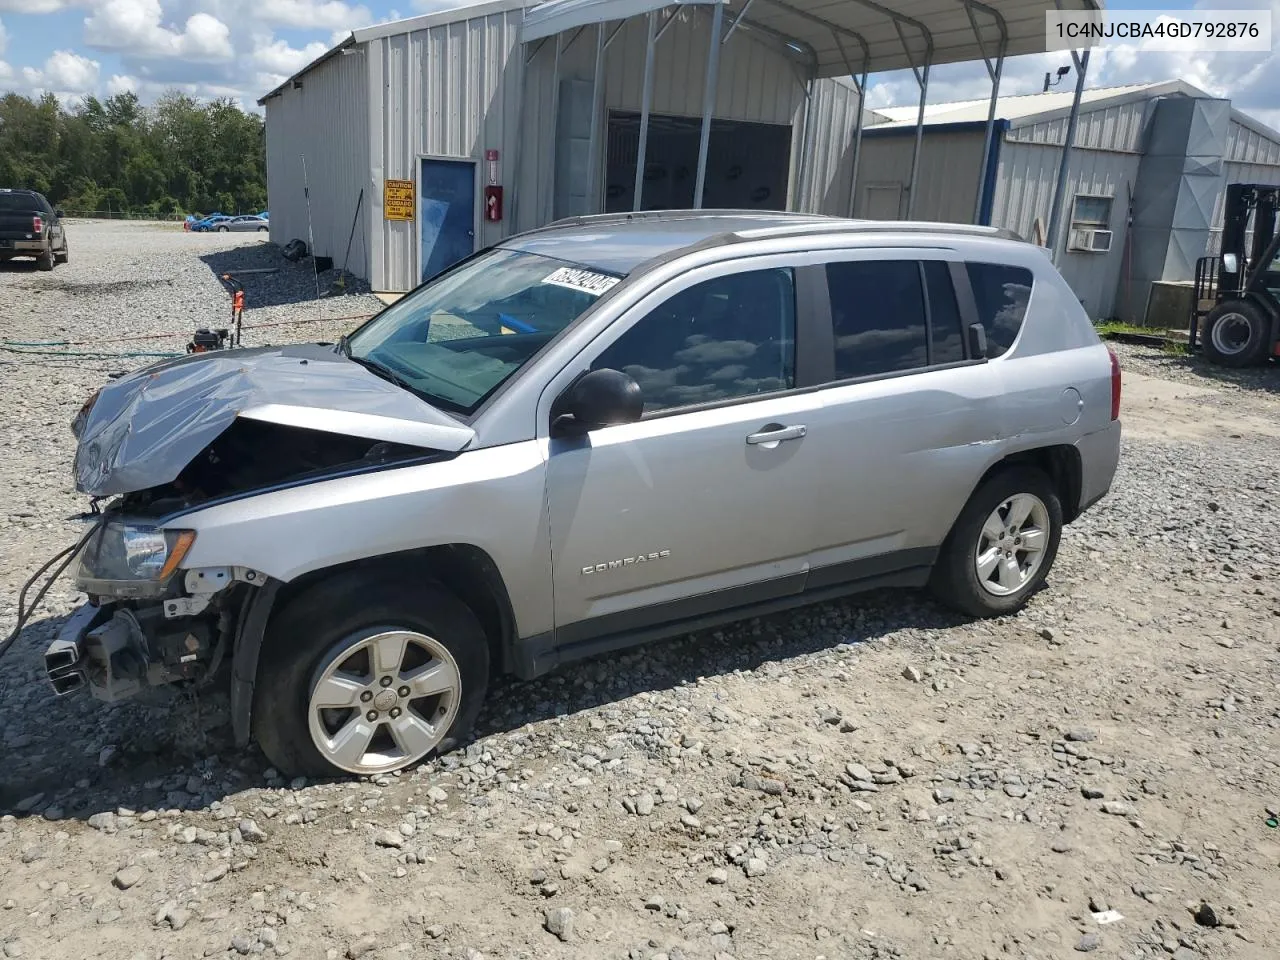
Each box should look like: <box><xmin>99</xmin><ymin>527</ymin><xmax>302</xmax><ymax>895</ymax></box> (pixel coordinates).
<box><xmin>306</xmin><ymin>629</ymin><xmax>461</xmax><ymax>775</ymax></box>
<box><xmin>974</xmin><ymin>493</ymin><xmax>1051</xmax><ymax>597</ymax></box>
<box><xmin>1210</xmin><ymin>312</ymin><xmax>1252</xmax><ymax>356</ymax></box>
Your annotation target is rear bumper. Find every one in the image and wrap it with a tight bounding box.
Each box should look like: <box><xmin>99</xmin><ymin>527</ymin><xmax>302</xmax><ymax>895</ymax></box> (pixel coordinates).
<box><xmin>0</xmin><ymin>240</ymin><xmax>45</xmax><ymax>253</ymax></box>
<box><xmin>1075</xmin><ymin>419</ymin><xmax>1121</xmax><ymax>515</ymax></box>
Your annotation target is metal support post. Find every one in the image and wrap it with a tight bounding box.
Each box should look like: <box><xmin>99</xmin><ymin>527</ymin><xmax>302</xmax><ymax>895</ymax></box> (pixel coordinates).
<box><xmin>963</xmin><ymin>0</ymin><xmax>1008</xmax><ymax>224</ymax></box>
<box><xmin>586</xmin><ymin>22</ymin><xmax>606</xmax><ymax>213</ymax></box>
<box><xmin>547</xmin><ymin>32</ymin><xmax>563</xmax><ymax>223</ymax></box>
<box><xmin>905</xmin><ymin>49</ymin><xmax>931</xmax><ymax>219</ymax></box>
<box><xmin>633</xmin><ymin>10</ymin><xmax>657</xmax><ymax>211</ymax></box>
<box><xmin>846</xmin><ymin>64</ymin><xmax>868</xmax><ymax>218</ymax></box>
<box><xmin>722</xmin><ymin>0</ymin><xmax>757</xmax><ymax>43</ymax></box>
<box><xmin>694</xmin><ymin>1</ymin><xmax>726</xmax><ymax>208</ymax></box>
<box><xmin>1045</xmin><ymin>46</ymin><xmax>1089</xmax><ymax>261</ymax></box>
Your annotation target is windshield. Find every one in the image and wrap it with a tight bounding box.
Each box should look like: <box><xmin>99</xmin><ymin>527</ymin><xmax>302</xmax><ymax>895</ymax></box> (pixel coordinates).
<box><xmin>344</xmin><ymin>248</ymin><xmax>621</xmax><ymax>415</ymax></box>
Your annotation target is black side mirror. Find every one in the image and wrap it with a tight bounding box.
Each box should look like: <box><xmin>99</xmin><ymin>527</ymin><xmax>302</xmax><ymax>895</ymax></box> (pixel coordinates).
<box><xmin>552</xmin><ymin>368</ymin><xmax>643</xmax><ymax>435</ymax></box>
<box><xmin>967</xmin><ymin>322</ymin><xmax>988</xmax><ymax>359</ymax></box>
<box><xmin>55</xmin><ymin>209</ymin><xmax>65</xmax><ymax>218</ymax></box>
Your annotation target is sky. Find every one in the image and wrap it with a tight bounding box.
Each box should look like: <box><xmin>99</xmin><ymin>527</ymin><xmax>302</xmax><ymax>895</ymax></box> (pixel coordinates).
<box><xmin>0</xmin><ymin>0</ymin><xmax>1277</xmax><ymax>130</ymax></box>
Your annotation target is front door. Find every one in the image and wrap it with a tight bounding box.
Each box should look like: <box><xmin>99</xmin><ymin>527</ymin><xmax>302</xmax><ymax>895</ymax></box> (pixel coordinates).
<box><xmin>543</xmin><ymin>261</ymin><xmax>824</xmax><ymax>642</ymax></box>
<box><xmin>420</xmin><ymin>158</ymin><xmax>476</xmax><ymax>282</ymax></box>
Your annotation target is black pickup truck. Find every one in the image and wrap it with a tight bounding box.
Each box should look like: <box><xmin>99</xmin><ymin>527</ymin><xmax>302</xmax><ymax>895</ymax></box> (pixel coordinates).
<box><xmin>0</xmin><ymin>188</ymin><xmax>69</xmax><ymax>270</ymax></box>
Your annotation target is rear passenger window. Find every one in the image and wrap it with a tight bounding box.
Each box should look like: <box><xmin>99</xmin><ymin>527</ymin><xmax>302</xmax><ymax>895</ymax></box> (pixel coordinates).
<box><xmin>825</xmin><ymin>260</ymin><xmax>927</xmax><ymax>379</ymax></box>
<box><xmin>965</xmin><ymin>262</ymin><xmax>1034</xmax><ymax>357</ymax></box>
<box><xmin>923</xmin><ymin>261</ymin><xmax>965</xmax><ymax>364</ymax></box>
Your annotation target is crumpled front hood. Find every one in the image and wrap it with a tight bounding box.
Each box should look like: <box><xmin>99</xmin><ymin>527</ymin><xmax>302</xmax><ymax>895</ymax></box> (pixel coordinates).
<box><xmin>74</xmin><ymin>343</ymin><xmax>476</xmax><ymax>497</ymax></box>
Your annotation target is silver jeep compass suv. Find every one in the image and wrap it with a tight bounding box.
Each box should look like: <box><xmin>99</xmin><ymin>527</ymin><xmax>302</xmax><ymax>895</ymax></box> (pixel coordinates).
<box><xmin>41</xmin><ymin>211</ymin><xmax>1121</xmax><ymax>778</ymax></box>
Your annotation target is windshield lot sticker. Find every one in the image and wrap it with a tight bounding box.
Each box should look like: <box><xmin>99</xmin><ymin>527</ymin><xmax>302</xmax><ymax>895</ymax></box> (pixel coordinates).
<box><xmin>542</xmin><ymin>266</ymin><xmax>619</xmax><ymax>296</ymax></box>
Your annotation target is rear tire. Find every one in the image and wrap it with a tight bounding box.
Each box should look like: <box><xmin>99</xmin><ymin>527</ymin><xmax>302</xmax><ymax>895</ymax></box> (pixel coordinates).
<box><xmin>253</xmin><ymin>574</ymin><xmax>490</xmax><ymax>779</ymax></box>
<box><xmin>930</xmin><ymin>465</ymin><xmax>1063</xmax><ymax>618</ymax></box>
<box><xmin>36</xmin><ymin>248</ymin><xmax>54</xmax><ymax>271</ymax></box>
<box><xmin>1202</xmin><ymin>300</ymin><xmax>1272</xmax><ymax>367</ymax></box>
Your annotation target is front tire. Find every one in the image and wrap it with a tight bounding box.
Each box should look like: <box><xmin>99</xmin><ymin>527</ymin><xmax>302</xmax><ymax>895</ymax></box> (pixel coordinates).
<box><xmin>55</xmin><ymin>239</ymin><xmax>69</xmax><ymax>264</ymax></box>
<box><xmin>1202</xmin><ymin>300</ymin><xmax>1272</xmax><ymax>367</ymax></box>
<box><xmin>217</xmin><ymin>225</ymin><xmax>229</xmax><ymax>233</ymax></box>
<box><xmin>253</xmin><ymin>575</ymin><xmax>490</xmax><ymax>778</ymax></box>
<box><xmin>930</xmin><ymin>466</ymin><xmax>1063</xmax><ymax>618</ymax></box>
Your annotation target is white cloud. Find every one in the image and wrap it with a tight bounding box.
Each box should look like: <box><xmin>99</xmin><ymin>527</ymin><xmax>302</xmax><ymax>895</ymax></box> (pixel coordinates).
<box><xmin>0</xmin><ymin>0</ymin><xmax>69</xmax><ymax>12</ymax></box>
<box><xmin>251</xmin><ymin>37</ymin><xmax>327</xmax><ymax>74</ymax></box>
<box><xmin>84</xmin><ymin>0</ymin><xmax>234</xmax><ymax>61</ymax></box>
<box><xmin>20</xmin><ymin>49</ymin><xmax>101</xmax><ymax>97</ymax></box>
<box><xmin>0</xmin><ymin>15</ymin><xmax>7</xmax><ymax>56</ymax></box>
<box><xmin>106</xmin><ymin>73</ymin><xmax>138</xmax><ymax>94</ymax></box>
<box><xmin>252</xmin><ymin>0</ymin><xmax>370</xmax><ymax>30</ymax></box>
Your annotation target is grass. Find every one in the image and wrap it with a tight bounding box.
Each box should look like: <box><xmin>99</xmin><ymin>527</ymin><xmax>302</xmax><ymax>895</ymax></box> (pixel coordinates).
<box><xmin>1094</xmin><ymin>320</ymin><xmax>1158</xmax><ymax>337</ymax></box>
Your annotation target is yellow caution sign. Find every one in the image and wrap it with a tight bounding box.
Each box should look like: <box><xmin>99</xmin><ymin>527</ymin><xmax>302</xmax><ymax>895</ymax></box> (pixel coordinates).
<box><xmin>384</xmin><ymin>179</ymin><xmax>415</xmax><ymax>221</ymax></box>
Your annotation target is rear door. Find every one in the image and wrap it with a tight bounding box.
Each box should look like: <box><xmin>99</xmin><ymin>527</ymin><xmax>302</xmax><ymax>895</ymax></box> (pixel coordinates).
<box><xmin>540</xmin><ymin>257</ymin><xmax>827</xmax><ymax>643</ymax></box>
<box><xmin>799</xmin><ymin>251</ymin><xmax>1006</xmax><ymax>584</ymax></box>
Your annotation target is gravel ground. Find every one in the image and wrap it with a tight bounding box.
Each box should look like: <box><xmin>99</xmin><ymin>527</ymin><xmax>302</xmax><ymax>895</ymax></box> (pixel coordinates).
<box><xmin>1</xmin><ymin>223</ymin><xmax>1278</xmax><ymax>960</ymax></box>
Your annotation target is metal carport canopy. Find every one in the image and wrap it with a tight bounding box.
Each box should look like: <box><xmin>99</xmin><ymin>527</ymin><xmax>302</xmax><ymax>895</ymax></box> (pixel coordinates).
<box><xmin>519</xmin><ymin>0</ymin><xmax>1100</xmax><ymax>76</ymax></box>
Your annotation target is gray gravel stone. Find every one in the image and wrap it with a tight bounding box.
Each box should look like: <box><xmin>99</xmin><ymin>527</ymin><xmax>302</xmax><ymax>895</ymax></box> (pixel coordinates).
<box><xmin>544</xmin><ymin>906</ymin><xmax>574</xmax><ymax>941</ymax></box>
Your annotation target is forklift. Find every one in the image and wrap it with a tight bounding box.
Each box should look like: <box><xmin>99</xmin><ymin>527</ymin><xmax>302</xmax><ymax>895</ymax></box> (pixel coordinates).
<box><xmin>1191</xmin><ymin>182</ymin><xmax>1280</xmax><ymax>367</ymax></box>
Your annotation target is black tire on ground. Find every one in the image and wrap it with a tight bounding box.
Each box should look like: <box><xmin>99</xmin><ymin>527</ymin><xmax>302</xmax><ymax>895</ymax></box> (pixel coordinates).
<box><xmin>217</xmin><ymin>225</ymin><xmax>229</xmax><ymax>232</ymax></box>
<box><xmin>54</xmin><ymin>239</ymin><xmax>69</xmax><ymax>264</ymax></box>
<box><xmin>929</xmin><ymin>465</ymin><xmax>1063</xmax><ymax>618</ymax></box>
<box><xmin>36</xmin><ymin>248</ymin><xmax>54</xmax><ymax>271</ymax></box>
<box><xmin>1201</xmin><ymin>300</ymin><xmax>1273</xmax><ymax>367</ymax></box>
<box><xmin>257</xmin><ymin>227</ymin><xmax>268</xmax><ymax>232</ymax></box>
<box><xmin>252</xmin><ymin>574</ymin><xmax>491</xmax><ymax>779</ymax></box>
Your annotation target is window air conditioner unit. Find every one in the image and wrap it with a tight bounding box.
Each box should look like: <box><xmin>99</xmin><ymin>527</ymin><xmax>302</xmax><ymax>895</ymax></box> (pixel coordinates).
<box><xmin>1068</xmin><ymin>227</ymin><xmax>1113</xmax><ymax>253</ymax></box>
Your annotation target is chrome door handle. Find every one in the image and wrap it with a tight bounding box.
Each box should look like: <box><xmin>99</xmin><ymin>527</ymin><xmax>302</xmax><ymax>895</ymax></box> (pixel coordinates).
<box><xmin>745</xmin><ymin>424</ymin><xmax>807</xmax><ymax>445</ymax></box>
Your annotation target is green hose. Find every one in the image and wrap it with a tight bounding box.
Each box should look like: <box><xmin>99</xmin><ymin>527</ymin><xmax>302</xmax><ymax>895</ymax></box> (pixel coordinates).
<box><xmin>0</xmin><ymin>344</ymin><xmax>183</xmax><ymax>359</ymax></box>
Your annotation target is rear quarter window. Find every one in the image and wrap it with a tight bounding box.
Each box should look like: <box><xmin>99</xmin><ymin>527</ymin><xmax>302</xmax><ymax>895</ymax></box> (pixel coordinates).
<box><xmin>965</xmin><ymin>262</ymin><xmax>1034</xmax><ymax>358</ymax></box>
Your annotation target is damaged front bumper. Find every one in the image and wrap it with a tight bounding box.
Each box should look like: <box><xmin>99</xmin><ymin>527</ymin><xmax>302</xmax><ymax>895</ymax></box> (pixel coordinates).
<box><xmin>43</xmin><ymin>564</ymin><xmax>263</xmax><ymax>703</ymax></box>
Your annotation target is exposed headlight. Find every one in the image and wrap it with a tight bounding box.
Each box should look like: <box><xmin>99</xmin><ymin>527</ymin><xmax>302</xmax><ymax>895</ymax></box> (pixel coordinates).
<box><xmin>75</xmin><ymin>521</ymin><xmax>197</xmax><ymax>598</ymax></box>
<box><xmin>1221</xmin><ymin>253</ymin><xmax>1238</xmax><ymax>274</ymax></box>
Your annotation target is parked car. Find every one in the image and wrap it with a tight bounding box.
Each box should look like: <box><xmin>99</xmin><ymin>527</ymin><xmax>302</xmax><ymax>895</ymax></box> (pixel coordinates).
<box><xmin>0</xmin><ymin>188</ymin><xmax>69</xmax><ymax>270</ymax></box>
<box><xmin>212</xmin><ymin>215</ymin><xmax>269</xmax><ymax>233</ymax></box>
<box><xmin>191</xmin><ymin>215</ymin><xmax>232</xmax><ymax>233</ymax></box>
<box><xmin>43</xmin><ymin>211</ymin><xmax>1121</xmax><ymax>779</ymax></box>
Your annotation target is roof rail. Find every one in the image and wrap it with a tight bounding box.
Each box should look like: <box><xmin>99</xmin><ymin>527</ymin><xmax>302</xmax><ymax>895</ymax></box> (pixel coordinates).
<box><xmin>730</xmin><ymin>219</ymin><xmax>1026</xmax><ymax>243</ymax></box>
<box><xmin>530</xmin><ymin>208</ymin><xmax>837</xmax><ymax>233</ymax></box>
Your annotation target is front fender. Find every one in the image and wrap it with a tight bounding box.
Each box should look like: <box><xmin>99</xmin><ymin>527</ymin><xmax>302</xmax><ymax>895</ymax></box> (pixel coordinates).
<box><xmin>178</xmin><ymin>442</ymin><xmax>553</xmax><ymax>639</ymax></box>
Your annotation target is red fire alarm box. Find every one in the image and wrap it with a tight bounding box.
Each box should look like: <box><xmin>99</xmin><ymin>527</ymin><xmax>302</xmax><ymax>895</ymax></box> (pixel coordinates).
<box><xmin>484</xmin><ymin>184</ymin><xmax>503</xmax><ymax>222</ymax></box>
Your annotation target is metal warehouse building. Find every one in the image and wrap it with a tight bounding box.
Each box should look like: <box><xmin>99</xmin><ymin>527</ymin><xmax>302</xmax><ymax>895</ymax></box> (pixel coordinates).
<box><xmin>856</xmin><ymin>80</ymin><xmax>1280</xmax><ymax>323</ymax></box>
<box><xmin>258</xmin><ymin>0</ymin><xmax>1096</xmax><ymax>293</ymax></box>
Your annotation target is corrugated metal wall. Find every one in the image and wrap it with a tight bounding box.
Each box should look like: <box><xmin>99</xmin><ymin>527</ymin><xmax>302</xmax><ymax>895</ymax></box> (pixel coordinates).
<box><xmin>1005</xmin><ymin>98</ymin><xmax>1150</xmax><ymax>153</ymax></box>
<box><xmin>852</xmin><ymin>128</ymin><xmax>986</xmax><ymax>222</ymax></box>
<box><xmin>366</xmin><ymin>9</ymin><xmax>525</xmax><ymax>292</ymax></box>
<box><xmin>353</xmin><ymin>5</ymin><xmax>814</xmax><ymax>292</ymax></box>
<box><xmin>991</xmin><ymin>140</ymin><xmax>1140</xmax><ymax>319</ymax></box>
<box><xmin>794</xmin><ymin>78</ymin><xmax>862</xmax><ymax>216</ymax></box>
<box><xmin>1207</xmin><ymin>117</ymin><xmax>1280</xmax><ymax>255</ymax></box>
<box><xmin>264</xmin><ymin>50</ymin><xmax>370</xmax><ymax>280</ymax></box>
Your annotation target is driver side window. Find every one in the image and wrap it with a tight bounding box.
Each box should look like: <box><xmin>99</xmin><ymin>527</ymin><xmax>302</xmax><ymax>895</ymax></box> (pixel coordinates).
<box><xmin>593</xmin><ymin>267</ymin><xmax>797</xmax><ymax>415</ymax></box>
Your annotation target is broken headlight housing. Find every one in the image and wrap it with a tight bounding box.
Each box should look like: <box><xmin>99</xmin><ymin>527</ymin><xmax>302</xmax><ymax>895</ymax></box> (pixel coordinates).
<box><xmin>74</xmin><ymin>521</ymin><xmax>197</xmax><ymax>599</ymax></box>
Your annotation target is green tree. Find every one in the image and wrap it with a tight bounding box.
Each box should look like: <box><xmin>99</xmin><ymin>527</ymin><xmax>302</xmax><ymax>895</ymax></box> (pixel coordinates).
<box><xmin>0</xmin><ymin>86</ymin><xmax>266</xmax><ymax>217</ymax></box>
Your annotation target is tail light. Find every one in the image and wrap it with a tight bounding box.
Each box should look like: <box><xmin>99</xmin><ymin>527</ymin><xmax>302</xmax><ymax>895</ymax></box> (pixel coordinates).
<box><xmin>32</xmin><ymin>215</ymin><xmax>43</xmax><ymax>235</ymax></box>
<box><xmin>1107</xmin><ymin>346</ymin><xmax>1121</xmax><ymax>421</ymax></box>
